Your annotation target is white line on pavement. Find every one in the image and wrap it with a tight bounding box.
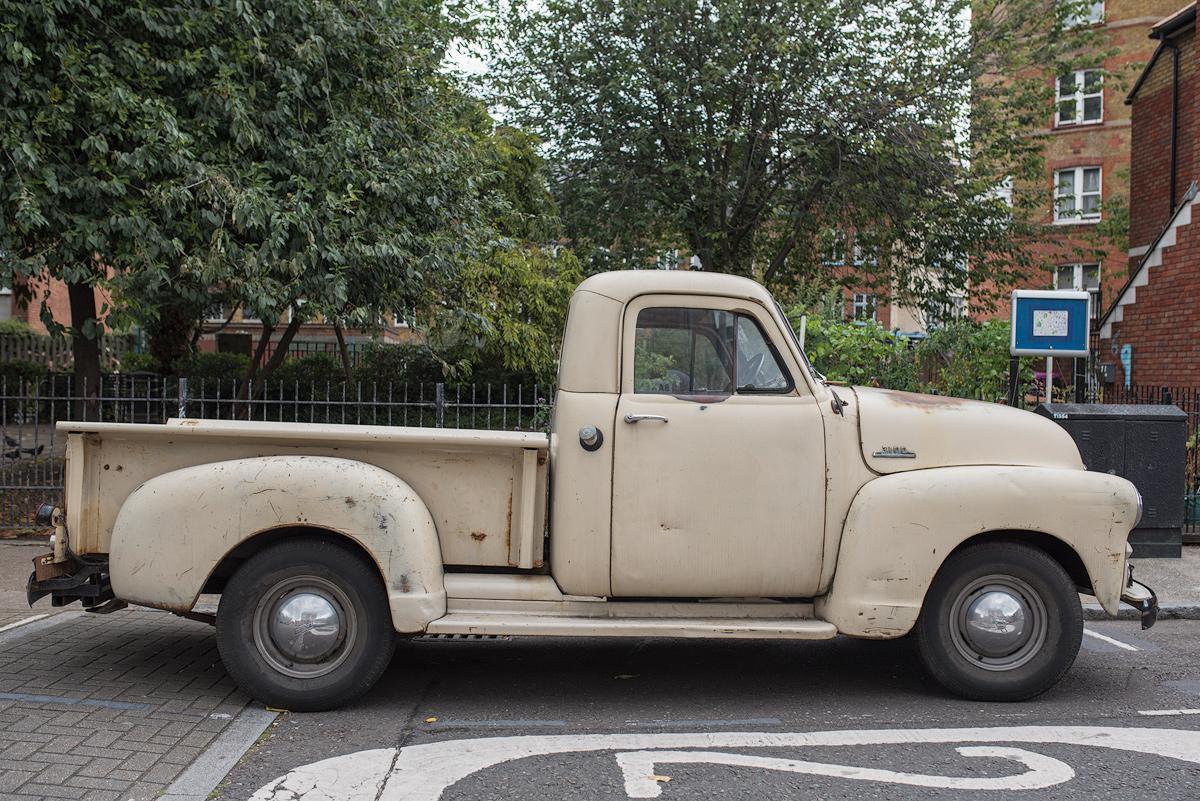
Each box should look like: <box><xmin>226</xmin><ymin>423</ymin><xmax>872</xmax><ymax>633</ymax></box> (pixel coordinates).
<box><xmin>1138</xmin><ymin>709</ymin><xmax>1200</xmax><ymax>717</ymax></box>
<box><xmin>0</xmin><ymin>611</ymin><xmax>83</xmax><ymax>648</ymax></box>
<box><xmin>0</xmin><ymin>614</ymin><xmax>47</xmax><ymax>634</ymax></box>
<box><xmin>1084</xmin><ymin>628</ymin><xmax>1140</xmax><ymax>651</ymax></box>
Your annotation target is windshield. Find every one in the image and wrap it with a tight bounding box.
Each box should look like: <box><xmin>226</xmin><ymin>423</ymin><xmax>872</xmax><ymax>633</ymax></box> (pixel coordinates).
<box><xmin>776</xmin><ymin>302</ymin><xmax>826</xmax><ymax>384</ymax></box>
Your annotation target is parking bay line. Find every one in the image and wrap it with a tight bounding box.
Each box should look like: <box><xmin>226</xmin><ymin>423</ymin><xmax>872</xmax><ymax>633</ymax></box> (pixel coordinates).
<box><xmin>1083</xmin><ymin>628</ymin><xmax>1140</xmax><ymax>651</ymax></box>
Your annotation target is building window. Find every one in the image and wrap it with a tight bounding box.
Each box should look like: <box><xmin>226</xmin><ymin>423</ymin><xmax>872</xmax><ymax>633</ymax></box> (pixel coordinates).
<box><xmin>925</xmin><ymin>296</ymin><xmax>966</xmax><ymax>328</ymax></box>
<box><xmin>1057</xmin><ymin>70</ymin><xmax>1103</xmax><ymax>126</ymax></box>
<box><xmin>821</xmin><ymin>229</ymin><xmax>845</xmax><ymax>266</ymax></box>
<box><xmin>1054</xmin><ymin>166</ymin><xmax>1101</xmax><ymax>222</ymax></box>
<box><xmin>203</xmin><ymin>297</ymin><xmax>227</xmax><ymax>323</ymax></box>
<box><xmin>1056</xmin><ymin>263</ymin><xmax>1101</xmax><ymax>319</ymax></box>
<box><xmin>1065</xmin><ymin>0</ymin><xmax>1104</xmax><ymax>26</ymax></box>
<box><xmin>850</xmin><ymin>293</ymin><xmax>877</xmax><ymax>322</ymax></box>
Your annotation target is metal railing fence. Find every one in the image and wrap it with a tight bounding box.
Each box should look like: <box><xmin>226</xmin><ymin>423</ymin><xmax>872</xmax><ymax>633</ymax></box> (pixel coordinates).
<box><xmin>1</xmin><ymin>374</ymin><xmax>549</xmax><ymax>530</ymax></box>
<box><xmin>1</xmin><ymin>373</ymin><xmax>1195</xmax><ymax>534</ymax></box>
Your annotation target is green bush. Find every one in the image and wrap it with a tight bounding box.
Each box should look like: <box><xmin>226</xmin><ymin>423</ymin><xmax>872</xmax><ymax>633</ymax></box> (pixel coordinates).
<box><xmin>273</xmin><ymin>354</ymin><xmax>345</xmax><ymax>387</ymax></box>
<box><xmin>174</xmin><ymin>352</ymin><xmax>251</xmax><ymax>383</ymax></box>
<box><xmin>0</xmin><ymin>319</ymin><xmax>34</xmax><ymax>336</ymax></box>
<box><xmin>0</xmin><ymin>359</ymin><xmax>47</xmax><ymax>391</ymax></box>
<box><xmin>118</xmin><ymin>352</ymin><xmax>162</xmax><ymax>373</ymax></box>
<box><xmin>800</xmin><ymin>315</ymin><xmax>919</xmax><ymax>390</ymax></box>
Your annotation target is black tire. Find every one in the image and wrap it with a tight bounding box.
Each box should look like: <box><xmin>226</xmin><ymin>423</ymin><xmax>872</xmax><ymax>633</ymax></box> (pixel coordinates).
<box><xmin>216</xmin><ymin>538</ymin><xmax>396</xmax><ymax>712</ymax></box>
<box><xmin>912</xmin><ymin>540</ymin><xmax>1082</xmax><ymax>702</ymax></box>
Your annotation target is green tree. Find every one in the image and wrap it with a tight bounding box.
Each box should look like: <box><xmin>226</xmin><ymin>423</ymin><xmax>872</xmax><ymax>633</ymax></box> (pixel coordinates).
<box><xmin>1</xmin><ymin>0</ymin><xmax>206</xmax><ymax>413</ymax></box>
<box><xmin>494</xmin><ymin>0</ymin><xmax>1109</xmax><ymax>310</ymax></box>
<box><xmin>2</xmin><ymin>0</ymin><xmax>494</xmax><ymax>417</ymax></box>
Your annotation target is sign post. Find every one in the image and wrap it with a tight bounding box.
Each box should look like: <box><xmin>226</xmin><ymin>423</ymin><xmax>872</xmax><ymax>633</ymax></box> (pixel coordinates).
<box><xmin>1009</xmin><ymin>290</ymin><xmax>1091</xmax><ymax>406</ymax></box>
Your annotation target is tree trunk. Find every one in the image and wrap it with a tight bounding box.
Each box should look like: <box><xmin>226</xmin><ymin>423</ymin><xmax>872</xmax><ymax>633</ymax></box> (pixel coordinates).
<box><xmin>333</xmin><ymin>324</ymin><xmax>354</xmax><ymax>385</ymax></box>
<box><xmin>234</xmin><ymin>314</ymin><xmax>304</xmax><ymax>420</ymax></box>
<box><xmin>67</xmin><ymin>282</ymin><xmax>102</xmax><ymax>421</ymax></box>
<box><xmin>146</xmin><ymin>302</ymin><xmax>197</xmax><ymax>376</ymax></box>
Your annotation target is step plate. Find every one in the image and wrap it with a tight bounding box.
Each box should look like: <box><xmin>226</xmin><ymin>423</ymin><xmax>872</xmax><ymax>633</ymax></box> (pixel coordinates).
<box><xmin>424</xmin><ymin>614</ymin><xmax>838</xmax><ymax>640</ymax></box>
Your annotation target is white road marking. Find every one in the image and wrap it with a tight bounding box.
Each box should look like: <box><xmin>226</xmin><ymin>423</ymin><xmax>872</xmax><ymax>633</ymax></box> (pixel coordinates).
<box><xmin>1084</xmin><ymin>628</ymin><xmax>1140</xmax><ymax>651</ymax></box>
<box><xmin>0</xmin><ymin>614</ymin><xmax>48</xmax><ymax>634</ymax></box>
<box><xmin>250</xmin><ymin>726</ymin><xmax>1200</xmax><ymax>801</ymax></box>
<box><xmin>616</xmin><ymin>746</ymin><xmax>1074</xmax><ymax>798</ymax></box>
<box><xmin>1138</xmin><ymin>709</ymin><xmax>1200</xmax><ymax>717</ymax></box>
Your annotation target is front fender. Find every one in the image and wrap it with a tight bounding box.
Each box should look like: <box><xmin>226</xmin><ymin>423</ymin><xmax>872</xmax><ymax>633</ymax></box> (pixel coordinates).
<box><xmin>815</xmin><ymin>465</ymin><xmax>1139</xmax><ymax>638</ymax></box>
<box><xmin>109</xmin><ymin>455</ymin><xmax>446</xmax><ymax>632</ymax></box>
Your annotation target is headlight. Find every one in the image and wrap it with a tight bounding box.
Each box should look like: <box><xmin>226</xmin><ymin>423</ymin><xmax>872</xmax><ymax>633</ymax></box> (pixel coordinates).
<box><xmin>1134</xmin><ymin>488</ymin><xmax>1144</xmax><ymax>528</ymax></box>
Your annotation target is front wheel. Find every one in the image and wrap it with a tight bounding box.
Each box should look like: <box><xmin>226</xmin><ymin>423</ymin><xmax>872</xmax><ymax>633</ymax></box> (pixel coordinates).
<box><xmin>912</xmin><ymin>541</ymin><xmax>1082</xmax><ymax>702</ymax></box>
<box><xmin>217</xmin><ymin>538</ymin><xmax>396</xmax><ymax>712</ymax></box>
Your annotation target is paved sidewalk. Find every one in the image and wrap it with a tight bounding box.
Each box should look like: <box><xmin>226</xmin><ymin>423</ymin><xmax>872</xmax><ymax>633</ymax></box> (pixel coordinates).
<box><xmin>0</xmin><ymin>608</ymin><xmax>261</xmax><ymax>801</ymax></box>
<box><xmin>0</xmin><ymin>539</ymin><xmax>275</xmax><ymax>801</ymax></box>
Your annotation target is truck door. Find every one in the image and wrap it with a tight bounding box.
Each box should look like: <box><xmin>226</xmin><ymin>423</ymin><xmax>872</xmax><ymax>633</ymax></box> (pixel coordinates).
<box><xmin>610</xmin><ymin>295</ymin><xmax>827</xmax><ymax>598</ymax></box>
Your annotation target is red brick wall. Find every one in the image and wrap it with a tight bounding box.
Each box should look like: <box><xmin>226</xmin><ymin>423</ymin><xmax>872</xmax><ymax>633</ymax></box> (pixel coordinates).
<box><xmin>1103</xmin><ymin>207</ymin><xmax>1200</xmax><ymax>388</ymax></box>
<box><xmin>1129</xmin><ymin>26</ymin><xmax>1198</xmax><ymax>251</ymax></box>
<box><xmin>9</xmin><ymin>275</ymin><xmax>115</xmax><ymax>336</ymax></box>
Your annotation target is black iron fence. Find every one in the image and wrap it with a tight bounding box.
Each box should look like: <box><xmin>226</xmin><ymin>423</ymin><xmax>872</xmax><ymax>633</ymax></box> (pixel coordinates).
<box><xmin>0</xmin><ymin>375</ymin><xmax>549</xmax><ymax>531</ymax></box>
<box><xmin>1</xmin><ymin>373</ymin><xmax>1195</xmax><ymax>534</ymax></box>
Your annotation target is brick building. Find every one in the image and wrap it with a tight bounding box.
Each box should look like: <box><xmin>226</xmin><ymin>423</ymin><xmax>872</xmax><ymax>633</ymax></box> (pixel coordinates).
<box><xmin>1010</xmin><ymin>0</ymin><xmax>1181</xmax><ymax>328</ymax></box>
<box><xmin>1098</xmin><ymin>1</ymin><xmax>1200</xmax><ymax>389</ymax></box>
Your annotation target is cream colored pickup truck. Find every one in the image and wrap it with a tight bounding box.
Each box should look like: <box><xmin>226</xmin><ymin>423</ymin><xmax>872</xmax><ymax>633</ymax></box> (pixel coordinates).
<box><xmin>29</xmin><ymin>271</ymin><xmax>1157</xmax><ymax>710</ymax></box>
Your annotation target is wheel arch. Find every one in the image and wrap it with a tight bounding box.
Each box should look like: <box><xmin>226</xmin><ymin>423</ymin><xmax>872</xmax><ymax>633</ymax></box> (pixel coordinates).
<box><xmin>947</xmin><ymin>530</ymin><xmax>1092</xmax><ymax>595</ymax></box>
<box><xmin>815</xmin><ymin>465</ymin><xmax>1137</xmax><ymax>638</ymax></box>
<box><xmin>109</xmin><ymin>455</ymin><xmax>447</xmax><ymax>633</ymax></box>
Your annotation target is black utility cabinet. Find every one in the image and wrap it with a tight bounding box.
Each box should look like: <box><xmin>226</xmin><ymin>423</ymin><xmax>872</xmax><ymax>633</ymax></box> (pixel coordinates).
<box><xmin>1035</xmin><ymin>403</ymin><xmax>1187</xmax><ymax>557</ymax></box>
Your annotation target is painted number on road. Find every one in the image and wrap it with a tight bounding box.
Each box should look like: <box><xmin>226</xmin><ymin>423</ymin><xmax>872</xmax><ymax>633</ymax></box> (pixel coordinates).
<box><xmin>250</xmin><ymin>726</ymin><xmax>1200</xmax><ymax>801</ymax></box>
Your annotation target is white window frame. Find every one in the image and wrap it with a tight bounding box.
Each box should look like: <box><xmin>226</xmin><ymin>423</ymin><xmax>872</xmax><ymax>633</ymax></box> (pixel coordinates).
<box><xmin>1056</xmin><ymin>262</ymin><xmax>1101</xmax><ymax>319</ymax></box>
<box><xmin>1056</xmin><ymin>70</ymin><xmax>1103</xmax><ymax>126</ymax></box>
<box><xmin>850</xmin><ymin>292</ymin><xmax>876</xmax><ymax>322</ymax></box>
<box><xmin>1065</xmin><ymin>0</ymin><xmax>1104</xmax><ymax>27</ymax></box>
<box><xmin>821</xmin><ymin>229</ymin><xmax>845</xmax><ymax>266</ymax></box>
<box><xmin>1054</xmin><ymin>166</ymin><xmax>1102</xmax><ymax>223</ymax></box>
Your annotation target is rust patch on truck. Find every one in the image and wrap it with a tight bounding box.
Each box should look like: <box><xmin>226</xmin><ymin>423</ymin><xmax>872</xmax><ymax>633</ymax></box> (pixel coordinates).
<box><xmin>878</xmin><ymin>389</ymin><xmax>966</xmax><ymax>411</ymax></box>
<box><xmin>470</xmin><ymin>532</ymin><xmax>487</xmax><ymax>542</ymax></box>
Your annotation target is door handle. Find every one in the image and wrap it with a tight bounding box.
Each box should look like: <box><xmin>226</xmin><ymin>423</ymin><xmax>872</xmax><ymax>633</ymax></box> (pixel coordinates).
<box><xmin>624</xmin><ymin>413</ymin><xmax>669</xmax><ymax>424</ymax></box>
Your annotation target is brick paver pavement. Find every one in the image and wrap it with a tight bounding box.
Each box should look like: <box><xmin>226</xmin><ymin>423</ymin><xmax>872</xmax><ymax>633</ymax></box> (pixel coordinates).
<box><xmin>0</xmin><ymin>609</ymin><xmax>250</xmax><ymax>801</ymax></box>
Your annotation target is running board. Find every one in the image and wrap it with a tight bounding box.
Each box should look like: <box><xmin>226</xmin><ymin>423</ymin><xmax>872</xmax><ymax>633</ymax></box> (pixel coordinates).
<box><xmin>424</xmin><ymin>613</ymin><xmax>838</xmax><ymax>639</ymax></box>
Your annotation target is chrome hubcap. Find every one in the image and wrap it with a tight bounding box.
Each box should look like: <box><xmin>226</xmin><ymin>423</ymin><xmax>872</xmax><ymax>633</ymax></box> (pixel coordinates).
<box><xmin>964</xmin><ymin>591</ymin><xmax>1028</xmax><ymax>657</ymax></box>
<box><xmin>270</xmin><ymin>593</ymin><xmax>342</xmax><ymax>662</ymax></box>
<box><xmin>253</xmin><ymin>577</ymin><xmax>357</xmax><ymax>678</ymax></box>
<box><xmin>949</xmin><ymin>575</ymin><xmax>1047</xmax><ymax>671</ymax></box>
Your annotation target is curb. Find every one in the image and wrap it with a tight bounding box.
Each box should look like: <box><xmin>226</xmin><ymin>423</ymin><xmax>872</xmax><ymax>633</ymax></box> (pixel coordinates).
<box><xmin>161</xmin><ymin>705</ymin><xmax>279</xmax><ymax>801</ymax></box>
<box><xmin>1083</xmin><ymin>603</ymin><xmax>1200</xmax><ymax>621</ymax></box>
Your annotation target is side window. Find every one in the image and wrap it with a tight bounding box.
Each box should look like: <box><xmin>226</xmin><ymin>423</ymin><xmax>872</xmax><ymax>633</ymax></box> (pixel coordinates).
<box><xmin>634</xmin><ymin>308</ymin><xmax>735</xmax><ymax>394</ymax></box>
<box><xmin>736</xmin><ymin>316</ymin><xmax>790</xmax><ymax>391</ymax></box>
<box><xmin>633</xmin><ymin>307</ymin><xmax>791</xmax><ymax>395</ymax></box>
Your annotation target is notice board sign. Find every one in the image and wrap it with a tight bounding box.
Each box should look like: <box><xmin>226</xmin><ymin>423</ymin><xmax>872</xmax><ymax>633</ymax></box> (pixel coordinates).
<box><xmin>1010</xmin><ymin>290</ymin><xmax>1090</xmax><ymax>357</ymax></box>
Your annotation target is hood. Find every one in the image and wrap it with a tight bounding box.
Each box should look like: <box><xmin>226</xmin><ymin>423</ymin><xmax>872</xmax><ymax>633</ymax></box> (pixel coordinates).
<box><xmin>852</xmin><ymin>387</ymin><xmax>1084</xmax><ymax>474</ymax></box>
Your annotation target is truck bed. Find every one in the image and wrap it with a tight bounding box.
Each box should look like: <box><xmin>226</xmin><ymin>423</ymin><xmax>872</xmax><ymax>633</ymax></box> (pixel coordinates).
<box><xmin>59</xmin><ymin>419</ymin><xmax>549</xmax><ymax>569</ymax></box>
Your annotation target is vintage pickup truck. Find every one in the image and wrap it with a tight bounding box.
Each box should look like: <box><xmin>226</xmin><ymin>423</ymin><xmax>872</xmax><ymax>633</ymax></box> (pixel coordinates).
<box><xmin>28</xmin><ymin>270</ymin><xmax>1157</xmax><ymax>711</ymax></box>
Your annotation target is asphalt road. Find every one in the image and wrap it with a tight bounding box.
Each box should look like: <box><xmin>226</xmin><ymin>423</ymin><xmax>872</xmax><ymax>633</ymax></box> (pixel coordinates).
<box><xmin>214</xmin><ymin>620</ymin><xmax>1200</xmax><ymax>801</ymax></box>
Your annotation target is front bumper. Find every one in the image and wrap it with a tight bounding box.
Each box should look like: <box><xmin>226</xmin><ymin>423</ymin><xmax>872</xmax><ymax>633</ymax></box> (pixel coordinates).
<box><xmin>1120</xmin><ymin>573</ymin><xmax>1159</xmax><ymax>630</ymax></box>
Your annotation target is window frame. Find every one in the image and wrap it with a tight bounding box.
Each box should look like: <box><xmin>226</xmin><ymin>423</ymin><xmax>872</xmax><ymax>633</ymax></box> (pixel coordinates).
<box><xmin>624</xmin><ymin>301</ymin><xmax>796</xmax><ymax>398</ymax></box>
<box><xmin>1065</xmin><ymin>0</ymin><xmax>1104</xmax><ymax>27</ymax></box>
<box><xmin>1053</xmin><ymin>166</ymin><xmax>1102</xmax><ymax>224</ymax></box>
<box><xmin>1056</xmin><ymin>70</ymin><xmax>1103</xmax><ymax>127</ymax></box>
<box><xmin>1055</xmin><ymin>262</ymin><xmax>1101</xmax><ymax>319</ymax></box>
<box><xmin>849</xmin><ymin>292</ymin><xmax>877</xmax><ymax>322</ymax></box>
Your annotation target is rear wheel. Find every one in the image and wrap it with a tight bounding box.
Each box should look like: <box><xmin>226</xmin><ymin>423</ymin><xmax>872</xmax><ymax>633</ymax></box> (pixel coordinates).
<box><xmin>913</xmin><ymin>541</ymin><xmax>1082</xmax><ymax>701</ymax></box>
<box><xmin>217</xmin><ymin>538</ymin><xmax>396</xmax><ymax>712</ymax></box>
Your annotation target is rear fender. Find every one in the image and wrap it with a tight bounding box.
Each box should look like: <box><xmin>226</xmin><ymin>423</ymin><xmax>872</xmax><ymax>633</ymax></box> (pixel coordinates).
<box><xmin>109</xmin><ymin>455</ymin><xmax>445</xmax><ymax>632</ymax></box>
